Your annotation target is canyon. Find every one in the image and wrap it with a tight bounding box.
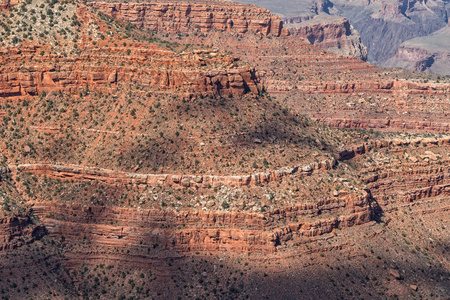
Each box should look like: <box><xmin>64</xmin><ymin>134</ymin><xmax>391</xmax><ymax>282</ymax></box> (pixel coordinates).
<box><xmin>0</xmin><ymin>0</ymin><xmax>448</xmax><ymax>299</ymax></box>
<box><xmin>384</xmin><ymin>25</ymin><xmax>450</xmax><ymax>75</ymax></box>
<box><xmin>236</xmin><ymin>0</ymin><xmax>450</xmax><ymax>74</ymax></box>
<box><xmin>286</xmin><ymin>14</ymin><xmax>368</xmax><ymax>61</ymax></box>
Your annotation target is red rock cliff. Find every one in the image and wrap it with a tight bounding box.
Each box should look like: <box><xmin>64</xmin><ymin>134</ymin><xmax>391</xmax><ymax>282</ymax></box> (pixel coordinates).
<box><xmin>0</xmin><ymin>45</ymin><xmax>260</xmax><ymax>99</ymax></box>
<box><xmin>90</xmin><ymin>1</ymin><xmax>290</xmax><ymax>37</ymax></box>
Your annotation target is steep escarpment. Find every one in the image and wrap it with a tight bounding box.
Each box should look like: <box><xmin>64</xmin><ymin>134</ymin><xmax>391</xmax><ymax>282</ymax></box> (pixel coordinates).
<box><xmin>0</xmin><ymin>44</ymin><xmax>259</xmax><ymax>99</ymax></box>
<box><xmin>89</xmin><ymin>1</ymin><xmax>290</xmax><ymax>37</ymax></box>
<box><xmin>384</xmin><ymin>25</ymin><xmax>450</xmax><ymax>75</ymax></box>
<box><xmin>85</xmin><ymin>0</ymin><xmax>450</xmax><ymax>135</ymax></box>
<box><xmin>11</xmin><ymin>156</ymin><xmax>337</xmax><ymax>188</ymax></box>
<box><xmin>352</xmin><ymin>136</ymin><xmax>450</xmax><ymax>224</ymax></box>
<box><xmin>0</xmin><ymin>0</ymin><xmax>377</xmax><ymax>260</ymax></box>
<box><xmin>2</xmin><ymin>131</ymin><xmax>449</xmax><ymax>299</ymax></box>
<box><xmin>28</xmin><ymin>190</ymin><xmax>370</xmax><ymax>255</ymax></box>
<box><xmin>286</xmin><ymin>14</ymin><xmax>368</xmax><ymax>61</ymax></box>
<box><xmin>0</xmin><ymin>0</ymin><xmax>448</xmax><ymax>299</ymax></box>
<box><xmin>1</xmin><ymin>139</ymin><xmax>373</xmax><ymax>256</ymax></box>
<box><xmin>347</xmin><ymin>0</ymin><xmax>449</xmax><ymax>65</ymax></box>
<box><xmin>6</xmin><ymin>134</ymin><xmax>450</xmax><ymax>257</ymax></box>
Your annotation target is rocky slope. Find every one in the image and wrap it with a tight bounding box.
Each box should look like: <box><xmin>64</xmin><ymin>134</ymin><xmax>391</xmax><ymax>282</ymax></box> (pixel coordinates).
<box><xmin>0</xmin><ymin>215</ymin><xmax>46</xmax><ymax>251</ymax></box>
<box><xmin>0</xmin><ymin>0</ymin><xmax>449</xmax><ymax>299</ymax></box>
<box><xmin>2</xmin><ymin>130</ymin><xmax>449</xmax><ymax>299</ymax></box>
<box><xmin>0</xmin><ymin>45</ymin><xmax>260</xmax><ymax>98</ymax></box>
<box><xmin>0</xmin><ymin>1</ymin><xmax>261</xmax><ymax>99</ymax></box>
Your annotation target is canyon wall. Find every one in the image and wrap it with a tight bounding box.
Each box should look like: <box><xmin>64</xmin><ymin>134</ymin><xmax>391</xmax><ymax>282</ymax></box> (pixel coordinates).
<box><xmin>28</xmin><ymin>190</ymin><xmax>370</xmax><ymax>255</ymax></box>
<box><xmin>12</xmin><ymin>157</ymin><xmax>337</xmax><ymax>189</ymax></box>
<box><xmin>287</xmin><ymin>14</ymin><xmax>368</xmax><ymax>61</ymax></box>
<box><xmin>302</xmin><ymin>79</ymin><xmax>448</xmax><ymax>95</ymax></box>
<box><xmin>0</xmin><ymin>45</ymin><xmax>260</xmax><ymax>98</ymax></box>
<box><xmin>236</xmin><ymin>0</ymin><xmax>450</xmax><ymax>71</ymax></box>
<box><xmin>89</xmin><ymin>1</ymin><xmax>290</xmax><ymax>37</ymax></box>
<box><xmin>383</xmin><ymin>25</ymin><xmax>450</xmax><ymax>75</ymax></box>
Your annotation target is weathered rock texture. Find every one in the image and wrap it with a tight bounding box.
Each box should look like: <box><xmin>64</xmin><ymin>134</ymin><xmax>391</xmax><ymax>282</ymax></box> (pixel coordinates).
<box><xmin>286</xmin><ymin>14</ymin><xmax>368</xmax><ymax>61</ymax></box>
<box><xmin>12</xmin><ymin>157</ymin><xmax>337</xmax><ymax>189</ymax></box>
<box><xmin>29</xmin><ymin>189</ymin><xmax>370</xmax><ymax>255</ymax></box>
<box><xmin>0</xmin><ymin>45</ymin><xmax>259</xmax><ymax>98</ymax></box>
<box><xmin>156</xmin><ymin>22</ymin><xmax>449</xmax><ymax>134</ymax></box>
<box><xmin>90</xmin><ymin>1</ymin><xmax>290</xmax><ymax>37</ymax></box>
<box><xmin>5</xmin><ymin>134</ymin><xmax>450</xmax><ymax>255</ymax></box>
<box><xmin>0</xmin><ymin>1</ymin><xmax>449</xmax><ymax>299</ymax></box>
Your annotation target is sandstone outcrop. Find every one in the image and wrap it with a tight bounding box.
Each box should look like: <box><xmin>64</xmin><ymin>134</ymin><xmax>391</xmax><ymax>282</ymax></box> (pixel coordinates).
<box><xmin>335</xmin><ymin>136</ymin><xmax>450</xmax><ymax>160</ymax></box>
<box><xmin>315</xmin><ymin>117</ymin><xmax>450</xmax><ymax>132</ymax></box>
<box><xmin>302</xmin><ymin>79</ymin><xmax>448</xmax><ymax>94</ymax></box>
<box><xmin>0</xmin><ymin>0</ymin><xmax>449</xmax><ymax>299</ymax></box>
<box><xmin>12</xmin><ymin>157</ymin><xmax>337</xmax><ymax>188</ymax></box>
<box><xmin>28</xmin><ymin>188</ymin><xmax>370</xmax><ymax>254</ymax></box>
<box><xmin>0</xmin><ymin>45</ymin><xmax>260</xmax><ymax>98</ymax></box>
<box><xmin>90</xmin><ymin>1</ymin><xmax>289</xmax><ymax>37</ymax></box>
<box><xmin>237</xmin><ymin>0</ymin><xmax>449</xmax><ymax>72</ymax></box>
<box><xmin>7</xmin><ymin>132</ymin><xmax>449</xmax><ymax>255</ymax></box>
<box><xmin>0</xmin><ymin>0</ymin><xmax>20</xmax><ymax>9</ymax></box>
<box><xmin>170</xmin><ymin>27</ymin><xmax>449</xmax><ymax>135</ymax></box>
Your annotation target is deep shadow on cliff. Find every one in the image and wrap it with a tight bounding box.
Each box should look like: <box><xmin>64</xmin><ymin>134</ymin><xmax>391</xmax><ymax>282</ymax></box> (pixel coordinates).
<box><xmin>0</xmin><ymin>204</ymin><xmax>448</xmax><ymax>299</ymax></box>
<box><xmin>0</xmin><ymin>1</ymin><xmax>449</xmax><ymax>299</ymax></box>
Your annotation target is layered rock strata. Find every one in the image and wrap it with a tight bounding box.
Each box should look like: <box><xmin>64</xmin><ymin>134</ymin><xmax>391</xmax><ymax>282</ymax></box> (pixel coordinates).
<box><xmin>383</xmin><ymin>25</ymin><xmax>450</xmax><ymax>75</ymax></box>
<box><xmin>0</xmin><ymin>46</ymin><xmax>259</xmax><ymax>98</ymax></box>
<box><xmin>286</xmin><ymin>14</ymin><xmax>368</xmax><ymax>61</ymax></box>
<box><xmin>89</xmin><ymin>1</ymin><xmax>290</xmax><ymax>37</ymax></box>
<box><xmin>12</xmin><ymin>157</ymin><xmax>337</xmax><ymax>188</ymax></box>
<box><xmin>315</xmin><ymin>117</ymin><xmax>450</xmax><ymax>132</ymax></box>
<box><xmin>29</xmin><ymin>190</ymin><xmax>370</xmax><ymax>255</ymax></box>
<box><xmin>300</xmin><ymin>79</ymin><xmax>448</xmax><ymax>95</ymax></box>
<box><xmin>335</xmin><ymin>135</ymin><xmax>450</xmax><ymax>160</ymax></box>
<box><xmin>237</xmin><ymin>0</ymin><xmax>449</xmax><ymax>68</ymax></box>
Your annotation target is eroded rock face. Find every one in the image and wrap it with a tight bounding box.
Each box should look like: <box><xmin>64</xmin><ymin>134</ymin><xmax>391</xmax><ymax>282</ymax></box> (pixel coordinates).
<box><xmin>9</xmin><ymin>133</ymin><xmax>450</xmax><ymax>256</ymax></box>
<box><xmin>90</xmin><ymin>1</ymin><xmax>290</xmax><ymax>37</ymax></box>
<box><xmin>12</xmin><ymin>157</ymin><xmax>337</xmax><ymax>188</ymax></box>
<box><xmin>30</xmin><ymin>190</ymin><xmax>371</xmax><ymax>255</ymax></box>
<box><xmin>0</xmin><ymin>45</ymin><xmax>260</xmax><ymax>99</ymax></box>
<box><xmin>286</xmin><ymin>14</ymin><xmax>368</xmax><ymax>61</ymax></box>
